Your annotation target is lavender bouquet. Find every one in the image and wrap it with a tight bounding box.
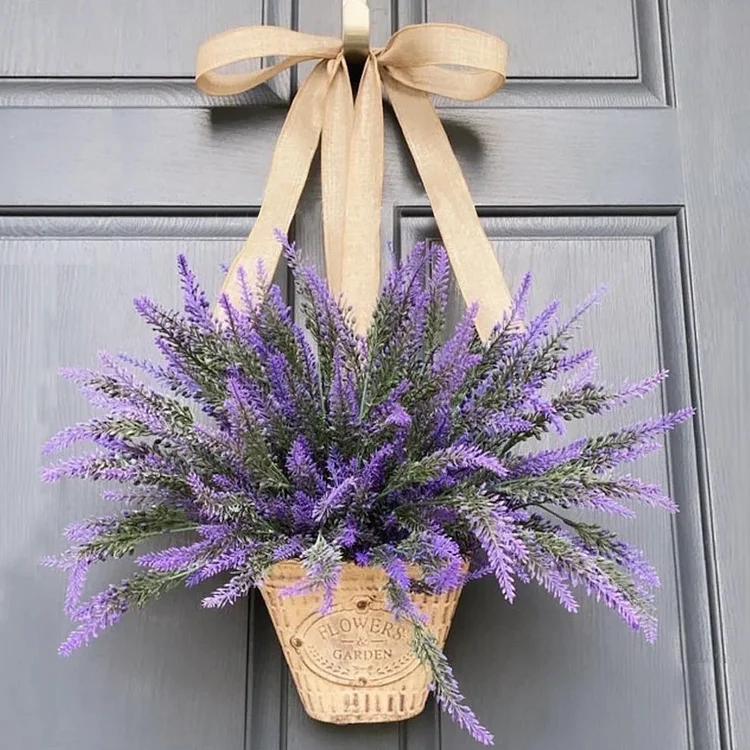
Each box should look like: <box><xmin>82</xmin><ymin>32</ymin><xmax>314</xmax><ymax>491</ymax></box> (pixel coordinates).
<box><xmin>43</xmin><ymin>240</ymin><xmax>690</xmax><ymax>744</ymax></box>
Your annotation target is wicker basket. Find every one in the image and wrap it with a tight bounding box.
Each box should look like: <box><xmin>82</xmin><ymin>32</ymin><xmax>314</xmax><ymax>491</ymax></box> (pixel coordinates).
<box><xmin>260</xmin><ymin>560</ymin><xmax>464</xmax><ymax>724</ymax></box>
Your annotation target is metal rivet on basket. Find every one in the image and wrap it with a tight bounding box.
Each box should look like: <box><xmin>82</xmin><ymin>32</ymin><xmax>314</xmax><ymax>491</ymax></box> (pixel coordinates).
<box><xmin>291</xmin><ymin>636</ymin><xmax>303</xmax><ymax>648</ymax></box>
<box><xmin>356</xmin><ymin>599</ymin><xmax>369</xmax><ymax>611</ymax></box>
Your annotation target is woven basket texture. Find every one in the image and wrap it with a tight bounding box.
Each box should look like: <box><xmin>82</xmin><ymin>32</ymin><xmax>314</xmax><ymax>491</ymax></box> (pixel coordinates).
<box><xmin>260</xmin><ymin>560</ymin><xmax>463</xmax><ymax>724</ymax></box>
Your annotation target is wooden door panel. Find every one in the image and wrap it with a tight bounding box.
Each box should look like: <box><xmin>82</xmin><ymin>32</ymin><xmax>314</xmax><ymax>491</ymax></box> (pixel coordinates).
<box><xmin>0</xmin><ymin>109</ymin><xmax>289</xmax><ymax>205</ymax></box>
<box><xmin>0</xmin><ymin>108</ymin><xmax>682</xmax><ymax>207</ymax></box>
<box><xmin>670</xmin><ymin>2</ymin><xmax>750</xmax><ymax>747</ymax></box>
<box><xmin>398</xmin><ymin>214</ymin><xmax>717</xmax><ymax>748</ymax></box>
<box><xmin>424</xmin><ymin>0</ymin><xmax>638</xmax><ymax>78</ymax></box>
<box><xmin>0</xmin><ymin>217</ymin><xmax>251</xmax><ymax>750</ymax></box>
<box><xmin>396</xmin><ymin>0</ymin><xmax>667</xmax><ymax>106</ymax></box>
<box><xmin>1</xmin><ymin>0</ymin><xmax>264</xmax><ymax>77</ymax></box>
<box><xmin>0</xmin><ymin>0</ymin><xmax>292</xmax><ymax>105</ymax></box>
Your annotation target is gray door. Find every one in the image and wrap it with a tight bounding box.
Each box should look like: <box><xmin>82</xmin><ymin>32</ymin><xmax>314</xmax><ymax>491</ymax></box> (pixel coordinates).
<box><xmin>1</xmin><ymin>1</ymin><xmax>746</xmax><ymax>748</ymax></box>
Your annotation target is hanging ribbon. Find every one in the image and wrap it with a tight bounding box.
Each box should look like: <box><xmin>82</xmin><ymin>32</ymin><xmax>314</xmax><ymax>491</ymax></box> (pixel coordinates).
<box><xmin>196</xmin><ymin>23</ymin><xmax>511</xmax><ymax>340</ymax></box>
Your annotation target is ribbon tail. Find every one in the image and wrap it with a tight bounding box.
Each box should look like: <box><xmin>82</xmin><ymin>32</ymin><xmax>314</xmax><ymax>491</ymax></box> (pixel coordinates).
<box><xmin>215</xmin><ymin>61</ymin><xmax>334</xmax><ymax>316</ymax></box>
<box><xmin>341</xmin><ymin>54</ymin><xmax>384</xmax><ymax>335</ymax></box>
<box><xmin>321</xmin><ymin>58</ymin><xmax>354</xmax><ymax>296</ymax></box>
<box><xmin>383</xmin><ymin>74</ymin><xmax>512</xmax><ymax>341</ymax></box>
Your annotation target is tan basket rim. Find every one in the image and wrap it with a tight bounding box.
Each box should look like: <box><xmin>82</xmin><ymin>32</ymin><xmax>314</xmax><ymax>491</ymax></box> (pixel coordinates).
<box><xmin>260</xmin><ymin>558</ymin><xmax>469</xmax><ymax>589</ymax></box>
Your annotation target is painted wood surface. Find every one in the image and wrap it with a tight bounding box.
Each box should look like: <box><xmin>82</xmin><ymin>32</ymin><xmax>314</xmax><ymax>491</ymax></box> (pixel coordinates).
<box><xmin>0</xmin><ymin>0</ymin><xmax>746</xmax><ymax>748</ymax></box>
<box><xmin>0</xmin><ymin>220</ymin><xmax>251</xmax><ymax>750</ymax></box>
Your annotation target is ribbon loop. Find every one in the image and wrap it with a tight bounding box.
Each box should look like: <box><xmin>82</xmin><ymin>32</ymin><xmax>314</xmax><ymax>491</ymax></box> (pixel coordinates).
<box><xmin>196</xmin><ymin>22</ymin><xmax>512</xmax><ymax>339</ymax></box>
<box><xmin>378</xmin><ymin>23</ymin><xmax>507</xmax><ymax>76</ymax></box>
<box><xmin>196</xmin><ymin>27</ymin><xmax>342</xmax><ymax>95</ymax></box>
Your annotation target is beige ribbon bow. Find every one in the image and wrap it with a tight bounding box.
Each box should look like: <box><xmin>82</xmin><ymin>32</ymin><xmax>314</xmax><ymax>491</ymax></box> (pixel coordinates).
<box><xmin>196</xmin><ymin>23</ymin><xmax>511</xmax><ymax>339</ymax></box>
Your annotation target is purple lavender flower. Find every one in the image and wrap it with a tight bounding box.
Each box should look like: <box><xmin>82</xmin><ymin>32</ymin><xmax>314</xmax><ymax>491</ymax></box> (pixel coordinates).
<box><xmin>42</xmin><ymin>239</ymin><xmax>692</xmax><ymax>745</ymax></box>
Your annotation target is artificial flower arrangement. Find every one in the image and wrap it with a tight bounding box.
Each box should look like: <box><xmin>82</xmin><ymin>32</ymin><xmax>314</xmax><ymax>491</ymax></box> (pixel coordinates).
<box><xmin>43</xmin><ymin>239</ymin><xmax>690</xmax><ymax>745</ymax></box>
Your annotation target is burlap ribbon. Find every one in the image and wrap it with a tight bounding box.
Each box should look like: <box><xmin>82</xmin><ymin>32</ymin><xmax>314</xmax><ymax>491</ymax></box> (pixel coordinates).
<box><xmin>196</xmin><ymin>23</ymin><xmax>511</xmax><ymax>339</ymax></box>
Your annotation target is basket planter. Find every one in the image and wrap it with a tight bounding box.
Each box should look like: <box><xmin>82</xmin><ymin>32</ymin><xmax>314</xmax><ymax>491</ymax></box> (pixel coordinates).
<box><xmin>260</xmin><ymin>561</ymin><xmax>464</xmax><ymax>724</ymax></box>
